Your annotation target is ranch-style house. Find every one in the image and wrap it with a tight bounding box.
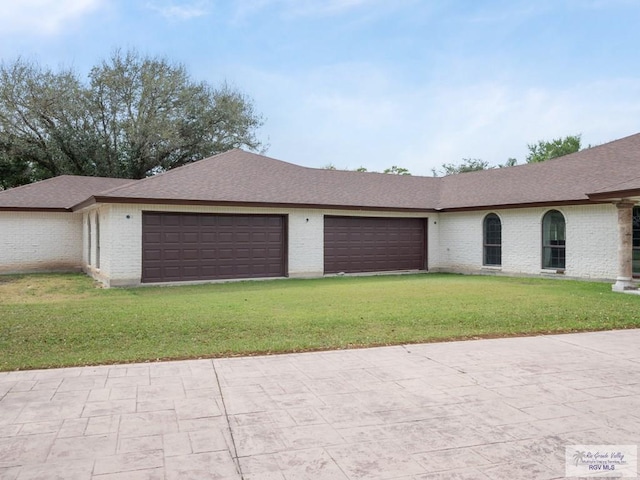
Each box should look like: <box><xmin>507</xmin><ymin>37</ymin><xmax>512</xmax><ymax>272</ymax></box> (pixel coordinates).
<box><xmin>1</xmin><ymin>133</ymin><xmax>639</xmax><ymax>290</ymax></box>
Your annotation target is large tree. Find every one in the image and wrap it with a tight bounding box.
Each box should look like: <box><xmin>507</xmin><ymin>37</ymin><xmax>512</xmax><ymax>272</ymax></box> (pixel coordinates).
<box><xmin>0</xmin><ymin>50</ymin><xmax>265</xmax><ymax>187</ymax></box>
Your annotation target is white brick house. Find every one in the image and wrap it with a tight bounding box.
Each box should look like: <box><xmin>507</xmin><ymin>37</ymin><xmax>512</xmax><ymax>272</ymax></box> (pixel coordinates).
<box><xmin>1</xmin><ymin>133</ymin><xmax>639</xmax><ymax>289</ymax></box>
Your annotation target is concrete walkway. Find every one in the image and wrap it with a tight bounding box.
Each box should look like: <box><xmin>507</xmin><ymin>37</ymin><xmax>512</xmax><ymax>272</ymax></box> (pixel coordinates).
<box><xmin>1</xmin><ymin>330</ymin><xmax>639</xmax><ymax>480</ymax></box>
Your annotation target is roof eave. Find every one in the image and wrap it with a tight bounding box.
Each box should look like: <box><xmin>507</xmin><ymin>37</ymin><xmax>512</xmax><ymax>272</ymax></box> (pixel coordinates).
<box><xmin>587</xmin><ymin>188</ymin><xmax>640</xmax><ymax>202</ymax></box>
<box><xmin>82</xmin><ymin>196</ymin><xmax>437</xmax><ymax>213</ymax></box>
<box><xmin>0</xmin><ymin>206</ymin><xmax>71</xmax><ymax>213</ymax></box>
<box><xmin>71</xmin><ymin>196</ymin><xmax>98</xmax><ymax>212</ymax></box>
<box><xmin>437</xmin><ymin>198</ymin><xmax>605</xmax><ymax>213</ymax></box>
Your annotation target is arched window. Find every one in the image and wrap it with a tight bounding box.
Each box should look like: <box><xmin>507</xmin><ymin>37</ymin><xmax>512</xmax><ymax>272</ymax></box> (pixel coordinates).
<box><xmin>542</xmin><ymin>210</ymin><xmax>565</xmax><ymax>269</ymax></box>
<box><xmin>633</xmin><ymin>206</ymin><xmax>639</xmax><ymax>277</ymax></box>
<box><xmin>483</xmin><ymin>213</ymin><xmax>501</xmax><ymax>266</ymax></box>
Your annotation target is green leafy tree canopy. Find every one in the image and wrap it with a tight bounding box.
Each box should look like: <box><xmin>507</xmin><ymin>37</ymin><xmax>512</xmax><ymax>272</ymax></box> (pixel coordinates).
<box><xmin>383</xmin><ymin>165</ymin><xmax>411</xmax><ymax>175</ymax></box>
<box><xmin>432</xmin><ymin>158</ymin><xmax>489</xmax><ymax>176</ymax></box>
<box><xmin>525</xmin><ymin>134</ymin><xmax>581</xmax><ymax>163</ymax></box>
<box><xmin>431</xmin><ymin>134</ymin><xmax>583</xmax><ymax>177</ymax></box>
<box><xmin>0</xmin><ymin>49</ymin><xmax>265</xmax><ymax>187</ymax></box>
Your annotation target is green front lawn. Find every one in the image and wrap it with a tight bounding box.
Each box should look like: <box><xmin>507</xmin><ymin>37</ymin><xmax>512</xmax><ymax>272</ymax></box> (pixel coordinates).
<box><xmin>1</xmin><ymin>273</ymin><xmax>639</xmax><ymax>371</ymax></box>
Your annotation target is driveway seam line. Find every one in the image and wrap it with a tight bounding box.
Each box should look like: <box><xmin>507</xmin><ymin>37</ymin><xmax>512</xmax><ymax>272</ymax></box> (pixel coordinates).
<box><xmin>541</xmin><ymin>333</ymin><xmax>638</xmax><ymax>361</ymax></box>
<box><xmin>212</xmin><ymin>359</ymin><xmax>244</xmax><ymax>480</ymax></box>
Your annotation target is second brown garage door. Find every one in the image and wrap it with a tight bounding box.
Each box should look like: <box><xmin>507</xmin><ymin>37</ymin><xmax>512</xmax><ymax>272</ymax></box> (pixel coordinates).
<box><xmin>142</xmin><ymin>213</ymin><xmax>286</xmax><ymax>283</ymax></box>
<box><xmin>324</xmin><ymin>216</ymin><xmax>427</xmax><ymax>274</ymax></box>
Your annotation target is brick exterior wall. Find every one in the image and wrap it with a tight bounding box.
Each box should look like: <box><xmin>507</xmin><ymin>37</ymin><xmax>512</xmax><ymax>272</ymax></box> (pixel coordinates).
<box><xmin>2</xmin><ymin>203</ymin><xmax>622</xmax><ymax>286</ymax></box>
<box><xmin>0</xmin><ymin>211</ymin><xmax>83</xmax><ymax>273</ymax></box>
<box><xmin>434</xmin><ymin>204</ymin><xmax>619</xmax><ymax>280</ymax></box>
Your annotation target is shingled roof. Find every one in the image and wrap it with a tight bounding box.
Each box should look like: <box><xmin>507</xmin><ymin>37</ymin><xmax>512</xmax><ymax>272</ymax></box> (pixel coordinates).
<box><xmin>0</xmin><ymin>176</ymin><xmax>134</xmax><ymax>211</ymax></box>
<box><xmin>83</xmin><ymin>149</ymin><xmax>441</xmax><ymax>211</ymax></box>
<box><xmin>437</xmin><ymin>132</ymin><xmax>640</xmax><ymax>210</ymax></box>
<box><xmin>1</xmin><ymin>132</ymin><xmax>640</xmax><ymax>212</ymax></box>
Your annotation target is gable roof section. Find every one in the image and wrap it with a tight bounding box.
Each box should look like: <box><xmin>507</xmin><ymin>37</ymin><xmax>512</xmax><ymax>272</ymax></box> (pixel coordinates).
<box><xmin>86</xmin><ymin>149</ymin><xmax>441</xmax><ymax>212</ymax></box>
<box><xmin>0</xmin><ymin>176</ymin><xmax>135</xmax><ymax>212</ymax></box>
<box><xmin>437</xmin><ymin>132</ymin><xmax>640</xmax><ymax>211</ymax></box>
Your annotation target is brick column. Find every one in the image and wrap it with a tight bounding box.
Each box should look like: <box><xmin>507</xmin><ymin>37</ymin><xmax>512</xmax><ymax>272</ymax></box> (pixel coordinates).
<box><xmin>612</xmin><ymin>201</ymin><xmax>637</xmax><ymax>292</ymax></box>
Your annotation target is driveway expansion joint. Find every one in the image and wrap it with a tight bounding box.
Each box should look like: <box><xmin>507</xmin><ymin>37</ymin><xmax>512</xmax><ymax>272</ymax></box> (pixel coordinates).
<box><xmin>212</xmin><ymin>359</ymin><xmax>245</xmax><ymax>480</ymax></box>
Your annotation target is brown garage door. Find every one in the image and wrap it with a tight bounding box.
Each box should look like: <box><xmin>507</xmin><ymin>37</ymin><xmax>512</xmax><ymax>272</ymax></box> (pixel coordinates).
<box><xmin>142</xmin><ymin>213</ymin><xmax>286</xmax><ymax>283</ymax></box>
<box><xmin>324</xmin><ymin>216</ymin><xmax>427</xmax><ymax>274</ymax></box>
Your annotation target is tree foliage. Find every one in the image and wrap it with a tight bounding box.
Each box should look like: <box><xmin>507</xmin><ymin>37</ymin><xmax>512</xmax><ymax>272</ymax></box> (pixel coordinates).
<box><xmin>431</xmin><ymin>134</ymin><xmax>583</xmax><ymax>177</ymax></box>
<box><xmin>383</xmin><ymin>165</ymin><xmax>411</xmax><ymax>175</ymax></box>
<box><xmin>525</xmin><ymin>134</ymin><xmax>581</xmax><ymax>163</ymax></box>
<box><xmin>498</xmin><ymin>157</ymin><xmax>518</xmax><ymax>168</ymax></box>
<box><xmin>0</xmin><ymin>50</ymin><xmax>265</xmax><ymax>187</ymax></box>
<box><xmin>432</xmin><ymin>158</ymin><xmax>489</xmax><ymax>176</ymax></box>
<box><xmin>322</xmin><ymin>164</ymin><xmax>409</xmax><ymax>174</ymax></box>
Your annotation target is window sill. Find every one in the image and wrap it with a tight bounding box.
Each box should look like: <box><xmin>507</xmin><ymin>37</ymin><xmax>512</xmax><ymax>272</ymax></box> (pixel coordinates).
<box><xmin>541</xmin><ymin>269</ymin><xmax>565</xmax><ymax>275</ymax></box>
<box><xmin>481</xmin><ymin>266</ymin><xmax>502</xmax><ymax>271</ymax></box>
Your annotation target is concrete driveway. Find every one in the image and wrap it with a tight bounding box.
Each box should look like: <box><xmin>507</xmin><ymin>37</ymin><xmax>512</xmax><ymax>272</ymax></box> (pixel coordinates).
<box><xmin>1</xmin><ymin>329</ymin><xmax>639</xmax><ymax>480</ymax></box>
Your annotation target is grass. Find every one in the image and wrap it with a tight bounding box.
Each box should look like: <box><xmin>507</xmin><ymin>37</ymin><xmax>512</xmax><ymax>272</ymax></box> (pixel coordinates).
<box><xmin>1</xmin><ymin>272</ymin><xmax>639</xmax><ymax>371</ymax></box>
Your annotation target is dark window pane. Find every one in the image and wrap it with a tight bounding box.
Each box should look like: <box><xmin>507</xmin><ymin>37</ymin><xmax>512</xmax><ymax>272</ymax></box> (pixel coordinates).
<box><xmin>483</xmin><ymin>214</ymin><xmax>502</xmax><ymax>266</ymax></box>
<box><xmin>484</xmin><ymin>246</ymin><xmax>501</xmax><ymax>266</ymax></box>
<box><xmin>542</xmin><ymin>210</ymin><xmax>566</xmax><ymax>269</ymax></box>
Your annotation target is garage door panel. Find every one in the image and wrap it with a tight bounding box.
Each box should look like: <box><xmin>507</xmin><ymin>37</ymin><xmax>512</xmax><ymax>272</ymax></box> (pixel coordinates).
<box><xmin>219</xmin><ymin>248</ymin><xmax>234</xmax><ymax>259</ymax></box>
<box><xmin>183</xmin><ymin>249</ymin><xmax>199</xmax><ymax>260</ymax></box>
<box><xmin>201</xmin><ymin>266</ymin><xmax>217</xmax><ymax>276</ymax></box>
<box><xmin>144</xmin><ymin>214</ymin><xmax>162</xmax><ymax>226</ymax></box>
<box><xmin>182</xmin><ymin>232</ymin><xmax>199</xmax><ymax>243</ymax></box>
<box><xmin>144</xmin><ymin>232</ymin><xmax>161</xmax><ymax>244</ymax></box>
<box><xmin>324</xmin><ymin>216</ymin><xmax>426</xmax><ymax>274</ymax></box>
<box><xmin>164</xmin><ymin>250</ymin><xmax>180</xmax><ymax>261</ymax></box>
<box><xmin>218</xmin><ymin>265</ymin><xmax>235</xmax><ymax>276</ymax></box>
<box><xmin>142</xmin><ymin>213</ymin><xmax>286</xmax><ymax>283</ymax></box>
<box><xmin>163</xmin><ymin>232</ymin><xmax>180</xmax><ymax>244</ymax></box>
<box><xmin>182</xmin><ymin>216</ymin><xmax>199</xmax><ymax>227</ymax></box>
<box><xmin>236</xmin><ymin>232</ymin><xmax>250</xmax><ymax>243</ymax></box>
<box><xmin>163</xmin><ymin>215</ymin><xmax>181</xmax><ymax>227</ymax></box>
<box><xmin>182</xmin><ymin>265</ymin><xmax>200</xmax><ymax>276</ymax></box>
<box><xmin>163</xmin><ymin>266</ymin><xmax>181</xmax><ymax>277</ymax></box>
<box><xmin>201</xmin><ymin>249</ymin><xmax>217</xmax><ymax>259</ymax></box>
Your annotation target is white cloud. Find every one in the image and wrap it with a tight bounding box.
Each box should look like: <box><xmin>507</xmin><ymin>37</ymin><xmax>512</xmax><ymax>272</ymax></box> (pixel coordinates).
<box><xmin>232</xmin><ymin>60</ymin><xmax>640</xmax><ymax>176</ymax></box>
<box><xmin>0</xmin><ymin>0</ymin><xmax>102</xmax><ymax>35</ymax></box>
<box><xmin>395</xmin><ymin>79</ymin><xmax>640</xmax><ymax>174</ymax></box>
<box><xmin>146</xmin><ymin>0</ymin><xmax>212</xmax><ymax>20</ymax></box>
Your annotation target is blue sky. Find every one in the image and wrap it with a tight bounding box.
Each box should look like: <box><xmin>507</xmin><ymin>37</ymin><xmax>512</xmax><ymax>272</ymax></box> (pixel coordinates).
<box><xmin>1</xmin><ymin>0</ymin><xmax>639</xmax><ymax>175</ymax></box>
